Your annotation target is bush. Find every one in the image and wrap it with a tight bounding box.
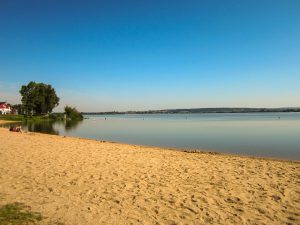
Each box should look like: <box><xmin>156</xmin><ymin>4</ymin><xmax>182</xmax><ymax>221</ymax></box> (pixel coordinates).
<box><xmin>49</xmin><ymin>113</ymin><xmax>65</xmax><ymax>121</ymax></box>
<box><xmin>64</xmin><ymin>106</ymin><xmax>83</xmax><ymax>121</ymax></box>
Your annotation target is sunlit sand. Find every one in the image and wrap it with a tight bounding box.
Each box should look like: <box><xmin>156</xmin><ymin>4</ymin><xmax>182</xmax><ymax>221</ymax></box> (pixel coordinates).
<box><xmin>0</xmin><ymin>125</ymin><xmax>299</xmax><ymax>224</ymax></box>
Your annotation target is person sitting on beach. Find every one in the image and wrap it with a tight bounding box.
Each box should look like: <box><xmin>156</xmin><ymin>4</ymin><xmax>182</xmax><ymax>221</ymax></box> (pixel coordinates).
<box><xmin>9</xmin><ymin>126</ymin><xmax>23</xmax><ymax>133</ymax></box>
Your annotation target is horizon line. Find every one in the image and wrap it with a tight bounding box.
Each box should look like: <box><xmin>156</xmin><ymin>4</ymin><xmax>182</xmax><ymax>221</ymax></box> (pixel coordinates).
<box><xmin>78</xmin><ymin>106</ymin><xmax>300</xmax><ymax>114</ymax></box>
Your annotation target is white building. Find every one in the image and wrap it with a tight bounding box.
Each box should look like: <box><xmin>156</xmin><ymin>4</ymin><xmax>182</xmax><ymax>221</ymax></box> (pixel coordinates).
<box><xmin>0</xmin><ymin>102</ymin><xmax>12</xmax><ymax>114</ymax></box>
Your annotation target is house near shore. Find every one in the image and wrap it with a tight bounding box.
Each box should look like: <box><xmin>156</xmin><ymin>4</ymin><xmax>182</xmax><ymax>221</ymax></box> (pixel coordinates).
<box><xmin>0</xmin><ymin>101</ymin><xmax>12</xmax><ymax>114</ymax></box>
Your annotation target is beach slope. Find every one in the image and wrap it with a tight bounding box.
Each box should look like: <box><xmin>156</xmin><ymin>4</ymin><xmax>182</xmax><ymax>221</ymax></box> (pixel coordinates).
<box><xmin>0</xmin><ymin>128</ymin><xmax>299</xmax><ymax>224</ymax></box>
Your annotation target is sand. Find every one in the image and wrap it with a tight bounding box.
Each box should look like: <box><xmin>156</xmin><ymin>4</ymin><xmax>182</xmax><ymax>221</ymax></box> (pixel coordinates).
<box><xmin>0</xmin><ymin>126</ymin><xmax>299</xmax><ymax>225</ymax></box>
<box><xmin>0</xmin><ymin>120</ymin><xmax>19</xmax><ymax>124</ymax></box>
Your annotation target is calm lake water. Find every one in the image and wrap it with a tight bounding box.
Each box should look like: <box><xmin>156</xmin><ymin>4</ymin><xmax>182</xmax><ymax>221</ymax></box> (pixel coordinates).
<box><xmin>2</xmin><ymin>112</ymin><xmax>300</xmax><ymax>160</ymax></box>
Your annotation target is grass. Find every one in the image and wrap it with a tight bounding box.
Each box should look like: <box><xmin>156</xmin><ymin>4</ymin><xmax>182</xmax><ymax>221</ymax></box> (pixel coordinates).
<box><xmin>0</xmin><ymin>115</ymin><xmax>25</xmax><ymax>121</ymax></box>
<box><xmin>0</xmin><ymin>202</ymin><xmax>65</xmax><ymax>225</ymax></box>
<box><xmin>0</xmin><ymin>114</ymin><xmax>65</xmax><ymax>122</ymax></box>
<box><xmin>0</xmin><ymin>202</ymin><xmax>42</xmax><ymax>225</ymax></box>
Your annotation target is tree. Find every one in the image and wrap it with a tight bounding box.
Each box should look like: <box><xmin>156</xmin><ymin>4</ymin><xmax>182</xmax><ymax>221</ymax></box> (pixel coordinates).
<box><xmin>64</xmin><ymin>105</ymin><xmax>83</xmax><ymax>121</ymax></box>
<box><xmin>12</xmin><ymin>104</ymin><xmax>25</xmax><ymax>115</ymax></box>
<box><xmin>19</xmin><ymin>81</ymin><xmax>60</xmax><ymax>115</ymax></box>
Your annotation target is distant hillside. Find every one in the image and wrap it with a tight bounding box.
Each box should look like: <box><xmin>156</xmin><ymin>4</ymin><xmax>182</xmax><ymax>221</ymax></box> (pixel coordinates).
<box><xmin>83</xmin><ymin>107</ymin><xmax>300</xmax><ymax>115</ymax></box>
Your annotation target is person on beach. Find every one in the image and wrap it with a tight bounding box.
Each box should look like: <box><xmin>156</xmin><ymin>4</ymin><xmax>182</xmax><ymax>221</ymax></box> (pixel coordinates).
<box><xmin>9</xmin><ymin>126</ymin><xmax>23</xmax><ymax>133</ymax></box>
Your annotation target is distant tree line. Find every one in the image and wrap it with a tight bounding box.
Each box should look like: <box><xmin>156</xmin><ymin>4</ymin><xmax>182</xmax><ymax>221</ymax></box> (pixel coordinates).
<box><xmin>83</xmin><ymin>107</ymin><xmax>300</xmax><ymax>115</ymax></box>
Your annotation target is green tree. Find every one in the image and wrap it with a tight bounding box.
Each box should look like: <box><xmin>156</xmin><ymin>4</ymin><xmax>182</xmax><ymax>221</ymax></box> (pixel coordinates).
<box><xmin>12</xmin><ymin>104</ymin><xmax>24</xmax><ymax>115</ymax></box>
<box><xmin>20</xmin><ymin>81</ymin><xmax>60</xmax><ymax>115</ymax></box>
<box><xmin>64</xmin><ymin>105</ymin><xmax>83</xmax><ymax>121</ymax></box>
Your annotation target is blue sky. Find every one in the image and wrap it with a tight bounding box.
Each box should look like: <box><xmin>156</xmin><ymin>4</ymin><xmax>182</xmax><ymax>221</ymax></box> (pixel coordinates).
<box><xmin>0</xmin><ymin>0</ymin><xmax>299</xmax><ymax>111</ymax></box>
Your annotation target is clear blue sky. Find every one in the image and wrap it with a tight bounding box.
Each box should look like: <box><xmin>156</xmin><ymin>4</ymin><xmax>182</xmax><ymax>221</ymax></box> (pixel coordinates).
<box><xmin>0</xmin><ymin>0</ymin><xmax>299</xmax><ymax>111</ymax></box>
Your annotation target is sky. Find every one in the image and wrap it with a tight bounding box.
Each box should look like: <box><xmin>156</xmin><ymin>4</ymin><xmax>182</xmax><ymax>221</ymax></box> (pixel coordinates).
<box><xmin>0</xmin><ymin>0</ymin><xmax>299</xmax><ymax>112</ymax></box>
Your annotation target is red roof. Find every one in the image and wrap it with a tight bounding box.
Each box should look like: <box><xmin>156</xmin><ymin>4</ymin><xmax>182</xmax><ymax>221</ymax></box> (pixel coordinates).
<box><xmin>0</xmin><ymin>103</ymin><xmax>10</xmax><ymax>109</ymax></box>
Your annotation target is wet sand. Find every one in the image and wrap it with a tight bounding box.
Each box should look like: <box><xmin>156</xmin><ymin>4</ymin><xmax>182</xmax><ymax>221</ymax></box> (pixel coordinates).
<box><xmin>0</xmin><ymin>126</ymin><xmax>299</xmax><ymax>224</ymax></box>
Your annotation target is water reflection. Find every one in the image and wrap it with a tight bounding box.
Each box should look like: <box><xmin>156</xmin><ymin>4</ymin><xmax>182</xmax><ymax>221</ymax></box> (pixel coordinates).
<box><xmin>64</xmin><ymin>120</ymin><xmax>82</xmax><ymax>132</ymax></box>
<box><xmin>0</xmin><ymin>119</ymin><xmax>82</xmax><ymax>135</ymax></box>
<box><xmin>26</xmin><ymin>121</ymin><xmax>60</xmax><ymax>135</ymax></box>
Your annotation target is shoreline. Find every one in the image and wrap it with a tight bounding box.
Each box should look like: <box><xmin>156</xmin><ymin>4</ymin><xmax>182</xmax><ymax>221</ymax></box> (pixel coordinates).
<box><xmin>0</xmin><ymin>120</ymin><xmax>20</xmax><ymax>124</ymax></box>
<box><xmin>0</xmin><ymin>127</ymin><xmax>299</xmax><ymax>224</ymax></box>
<box><xmin>90</xmin><ymin>140</ymin><xmax>299</xmax><ymax>164</ymax></box>
<box><xmin>1</xmin><ymin>118</ymin><xmax>298</xmax><ymax>163</ymax></box>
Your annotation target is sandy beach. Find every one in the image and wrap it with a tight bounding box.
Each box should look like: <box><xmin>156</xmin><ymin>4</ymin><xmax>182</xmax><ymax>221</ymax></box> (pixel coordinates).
<box><xmin>0</xmin><ymin>126</ymin><xmax>299</xmax><ymax>225</ymax></box>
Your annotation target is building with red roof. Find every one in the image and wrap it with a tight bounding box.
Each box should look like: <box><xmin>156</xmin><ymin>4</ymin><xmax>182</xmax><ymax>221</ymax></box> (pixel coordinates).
<box><xmin>0</xmin><ymin>102</ymin><xmax>12</xmax><ymax>115</ymax></box>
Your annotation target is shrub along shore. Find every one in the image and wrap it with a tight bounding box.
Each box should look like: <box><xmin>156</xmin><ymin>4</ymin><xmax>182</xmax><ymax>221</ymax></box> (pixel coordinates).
<box><xmin>0</xmin><ymin>107</ymin><xmax>83</xmax><ymax>122</ymax></box>
<box><xmin>0</xmin><ymin>113</ymin><xmax>65</xmax><ymax>122</ymax></box>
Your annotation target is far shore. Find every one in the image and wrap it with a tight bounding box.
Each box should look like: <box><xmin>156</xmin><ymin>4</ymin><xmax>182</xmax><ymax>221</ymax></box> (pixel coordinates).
<box><xmin>0</xmin><ymin>124</ymin><xmax>299</xmax><ymax>225</ymax></box>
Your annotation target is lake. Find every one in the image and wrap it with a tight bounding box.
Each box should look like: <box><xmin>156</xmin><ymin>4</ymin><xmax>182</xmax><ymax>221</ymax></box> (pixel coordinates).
<box><xmin>2</xmin><ymin>112</ymin><xmax>300</xmax><ymax>160</ymax></box>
